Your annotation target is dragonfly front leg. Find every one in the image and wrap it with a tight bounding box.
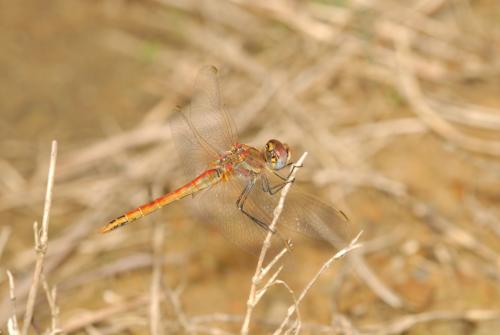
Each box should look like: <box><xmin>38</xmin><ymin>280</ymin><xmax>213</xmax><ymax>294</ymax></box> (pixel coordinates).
<box><xmin>261</xmin><ymin>175</ymin><xmax>295</xmax><ymax>195</ymax></box>
<box><xmin>272</xmin><ymin>161</ymin><xmax>303</xmax><ymax>181</ymax></box>
<box><xmin>236</xmin><ymin>178</ymin><xmax>275</xmax><ymax>234</ymax></box>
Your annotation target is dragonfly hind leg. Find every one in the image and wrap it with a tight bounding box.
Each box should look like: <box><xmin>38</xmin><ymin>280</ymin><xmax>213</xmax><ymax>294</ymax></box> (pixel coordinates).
<box><xmin>237</xmin><ymin>178</ymin><xmax>295</xmax><ymax>252</ymax></box>
<box><xmin>236</xmin><ymin>178</ymin><xmax>276</xmax><ymax>234</ymax></box>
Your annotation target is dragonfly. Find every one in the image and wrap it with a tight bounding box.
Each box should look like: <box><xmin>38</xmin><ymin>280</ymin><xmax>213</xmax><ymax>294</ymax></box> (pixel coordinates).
<box><xmin>101</xmin><ymin>66</ymin><xmax>355</xmax><ymax>252</ymax></box>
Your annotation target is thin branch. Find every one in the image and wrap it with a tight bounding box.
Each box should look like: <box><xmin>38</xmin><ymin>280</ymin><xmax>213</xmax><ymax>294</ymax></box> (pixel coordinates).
<box><xmin>60</xmin><ymin>295</ymin><xmax>151</xmax><ymax>333</ymax></box>
<box><xmin>166</xmin><ymin>286</ymin><xmax>192</xmax><ymax>334</ymax></box>
<box><xmin>349</xmin><ymin>253</ymin><xmax>403</xmax><ymax>309</ymax></box>
<box><xmin>396</xmin><ymin>33</ymin><xmax>500</xmax><ymax>156</ymax></box>
<box><xmin>41</xmin><ymin>275</ymin><xmax>60</xmax><ymax>334</ymax></box>
<box><xmin>59</xmin><ymin>252</ymin><xmax>187</xmax><ymax>291</ymax></box>
<box><xmin>21</xmin><ymin>140</ymin><xmax>58</xmax><ymax>335</ymax></box>
<box><xmin>362</xmin><ymin>309</ymin><xmax>500</xmax><ymax>335</ymax></box>
<box><xmin>0</xmin><ymin>225</ymin><xmax>12</xmax><ymax>262</ymax></box>
<box><xmin>273</xmin><ymin>231</ymin><xmax>363</xmax><ymax>335</ymax></box>
<box><xmin>240</xmin><ymin>152</ymin><xmax>308</xmax><ymax>335</ymax></box>
<box><xmin>255</xmin><ymin>266</ymin><xmax>284</xmax><ymax>303</ymax></box>
<box><xmin>0</xmin><ymin>205</ymin><xmax>120</xmax><ymax>323</ymax></box>
<box><xmin>6</xmin><ymin>270</ymin><xmax>20</xmax><ymax>335</ymax></box>
<box><xmin>259</xmin><ymin>247</ymin><xmax>288</xmax><ymax>279</ymax></box>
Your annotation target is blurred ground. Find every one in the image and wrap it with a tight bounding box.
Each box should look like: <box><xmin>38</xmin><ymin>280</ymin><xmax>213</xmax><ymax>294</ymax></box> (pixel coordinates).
<box><xmin>1</xmin><ymin>0</ymin><xmax>500</xmax><ymax>334</ymax></box>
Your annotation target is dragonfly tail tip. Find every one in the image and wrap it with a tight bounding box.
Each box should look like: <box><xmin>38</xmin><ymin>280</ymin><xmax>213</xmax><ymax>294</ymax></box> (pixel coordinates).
<box><xmin>99</xmin><ymin>215</ymin><xmax>128</xmax><ymax>234</ymax></box>
<box><xmin>99</xmin><ymin>225</ymin><xmax>112</xmax><ymax>234</ymax></box>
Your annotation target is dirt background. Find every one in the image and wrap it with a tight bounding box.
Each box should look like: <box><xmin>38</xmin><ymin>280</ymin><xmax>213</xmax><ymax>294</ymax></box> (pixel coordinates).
<box><xmin>1</xmin><ymin>0</ymin><xmax>500</xmax><ymax>334</ymax></box>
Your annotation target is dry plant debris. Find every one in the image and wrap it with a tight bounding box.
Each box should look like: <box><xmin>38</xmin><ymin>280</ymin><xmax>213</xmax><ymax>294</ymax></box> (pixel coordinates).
<box><xmin>1</xmin><ymin>0</ymin><xmax>500</xmax><ymax>334</ymax></box>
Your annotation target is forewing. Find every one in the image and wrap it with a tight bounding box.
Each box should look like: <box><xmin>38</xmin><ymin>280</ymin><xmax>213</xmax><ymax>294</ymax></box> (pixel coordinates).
<box><xmin>170</xmin><ymin>108</ymin><xmax>216</xmax><ymax>179</ymax></box>
<box><xmin>170</xmin><ymin>66</ymin><xmax>238</xmax><ymax>179</ymax></box>
<box><xmin>185</xmin><ymin>66</ymin><xmax>237</xmax><ymax>153</ymax></box>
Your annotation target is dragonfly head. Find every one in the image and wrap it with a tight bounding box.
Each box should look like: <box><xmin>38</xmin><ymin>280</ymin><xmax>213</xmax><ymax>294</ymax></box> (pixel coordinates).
<box><xmin>264</xmin><ymin>139</ymin><xmax>291</xmax><ymax>170</ymax></box>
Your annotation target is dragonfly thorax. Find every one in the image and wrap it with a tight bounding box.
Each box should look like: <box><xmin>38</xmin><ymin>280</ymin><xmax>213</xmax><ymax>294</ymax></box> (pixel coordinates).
<box><xmin>214</xmin><ymin>143</ymin><xmax>265</xmax><ymax>178</ymax></box>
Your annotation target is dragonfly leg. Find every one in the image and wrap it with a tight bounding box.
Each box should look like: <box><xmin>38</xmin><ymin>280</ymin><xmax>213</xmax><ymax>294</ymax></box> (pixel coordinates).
<box><xmin>272</xmin><ymin>161</ymin><xmax>303</xmax><ymax>181</ymax></box>
<box><xmin>261</xmin><ymin>175</ymin><xmax>295</xmax><ymax>195</ymax></box>
<box><xmin>236</xmin><ymin>179</ymin><xmax>276</xmax><ymax>234</ymax></box>
<box><xmin>238</xmin><ymin>178</ymin><xmax>296</xmax><ymax>252</ymax></box>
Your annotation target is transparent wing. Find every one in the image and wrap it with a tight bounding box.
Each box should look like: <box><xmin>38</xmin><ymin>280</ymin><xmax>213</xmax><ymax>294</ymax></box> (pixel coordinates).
<box><xmin>170</xmin><ymin>108</ymin><xmax>216</xmax><ymax>179</ymax></box>
<box><xmin>170</xmin><ymin>66</ymin><xmax>238</xmax><ymax>178</ymax></box>
<box><xmin>190</xmin><ymin>171</ymin><xmax>356</xmax><ymax>255</ymax></box>
<box><xmin>193</xmin><ymin>176</ymin><xmax>285</xmax><ymax>256</ymax></box>
<box><xmin>246</xmin><ymin>173</ymin><xmax>357</xmax><ymax>250</ymax></box>
<box><xmin>188</xmin><ymin>65</ymin><xmax>238</xmax><ymax>152</ymax></box>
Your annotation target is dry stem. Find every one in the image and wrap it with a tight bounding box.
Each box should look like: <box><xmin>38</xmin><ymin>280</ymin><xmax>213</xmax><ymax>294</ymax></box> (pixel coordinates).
<box><xmin>395</xmin><ymin>32</ymin><xmax>500</xmax><ymax>156</ymax></box>
<box><xmin>240</xmin><ymin>152</ymin><xmax>308</xmax><ymax>335</ymax></box>
<box><xmin>41</xmin><ymin>275</ymin><xmax>60</xmax><ymax>335</ymax></box>
<box><xmin>274</xmin><ymin>231</ymin><xmax>363</xmax><ymax>335</ymax></box>
<box><xmin>61</xmin><ymin>295</ymin><xmax>151</xmax><ymax>333</ymax></box>
<box><xmin>2</xmin><ymin>1</ymin><xmax>500</xmax><ymax>332</ymax></box>
<box><xmin>6</xmin><ymin>270</ymin><xmax>20</xmax><ymax>335</ymax></box>
<box><xmin>363</xmin><ymin>309</ymin><xmax>500</xmax><ymax>335</ymax></box>
<box><xmin>21</xmin><ymin>140</ymin><xmax>58</xmax><ymax>335</ymax></box>
<box><xmin>0</xmin><ymin>226</ymin><xmax>11</xmax><ymax>262</ymax></box>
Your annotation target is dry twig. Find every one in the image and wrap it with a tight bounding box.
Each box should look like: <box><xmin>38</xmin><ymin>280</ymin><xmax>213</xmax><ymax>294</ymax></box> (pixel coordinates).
<box><xmin>274</xmin><ymin>231</ymin><xmax>363</xmax><ymax>335</ymax></box>
<box><xmin>240</xmin><ymin>152</ymin><xmax>307</xmax><ymax>335</ymax></box>
<box><xmin>41</xmin><ymin>275</ymin><xmax>60</xmax><ymax>334</ymax></box>
<box><xmin>21</xmin><ymin>140</ymin><xmax>58</xmax><ymax>335</ymax></box>
<box><xmin>6</xmin><ymin>270</ymin><xmax>20</xmax><ymax>335</ymax></box>
<box><xmin>396</xmin><ymin>33</ymin><xmax>500</xmax><ymax>156</ymax></box>
<box><xmin>166</xmin><ymin>286</ymin><xmax>192</xmax><ymax>334</ymax></box>
<box><xmin>0</xmin><ymin>226</ymin><xmax>11</xmax><ymax>263</ymax></box>
<box><xmin>61</xmin><ymin>295</ymin><xmax>152</xmax><ymax>333</ymax></box>
<box><xmin>363</xmin><ymin>309</ymin><xmax>500</xmax><ymax>335</ymax></box>
<box><xmin>3</xmin><ymin>1</ymin><xmax>500</xmax><ymax>333</ymax></box>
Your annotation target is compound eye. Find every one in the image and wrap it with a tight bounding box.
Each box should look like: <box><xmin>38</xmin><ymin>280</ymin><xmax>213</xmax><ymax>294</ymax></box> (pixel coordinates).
<box><xmin>264</xmin><ymin>139</ymin><xmax>289</xmax><ymax>170</ymax></box>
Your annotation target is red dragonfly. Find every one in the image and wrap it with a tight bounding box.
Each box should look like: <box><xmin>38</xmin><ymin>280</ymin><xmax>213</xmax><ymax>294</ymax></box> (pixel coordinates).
<box><xmin>101</xmin><ymin>66</ymin><xmax>354</xmax><ymax>252</ymax></box>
